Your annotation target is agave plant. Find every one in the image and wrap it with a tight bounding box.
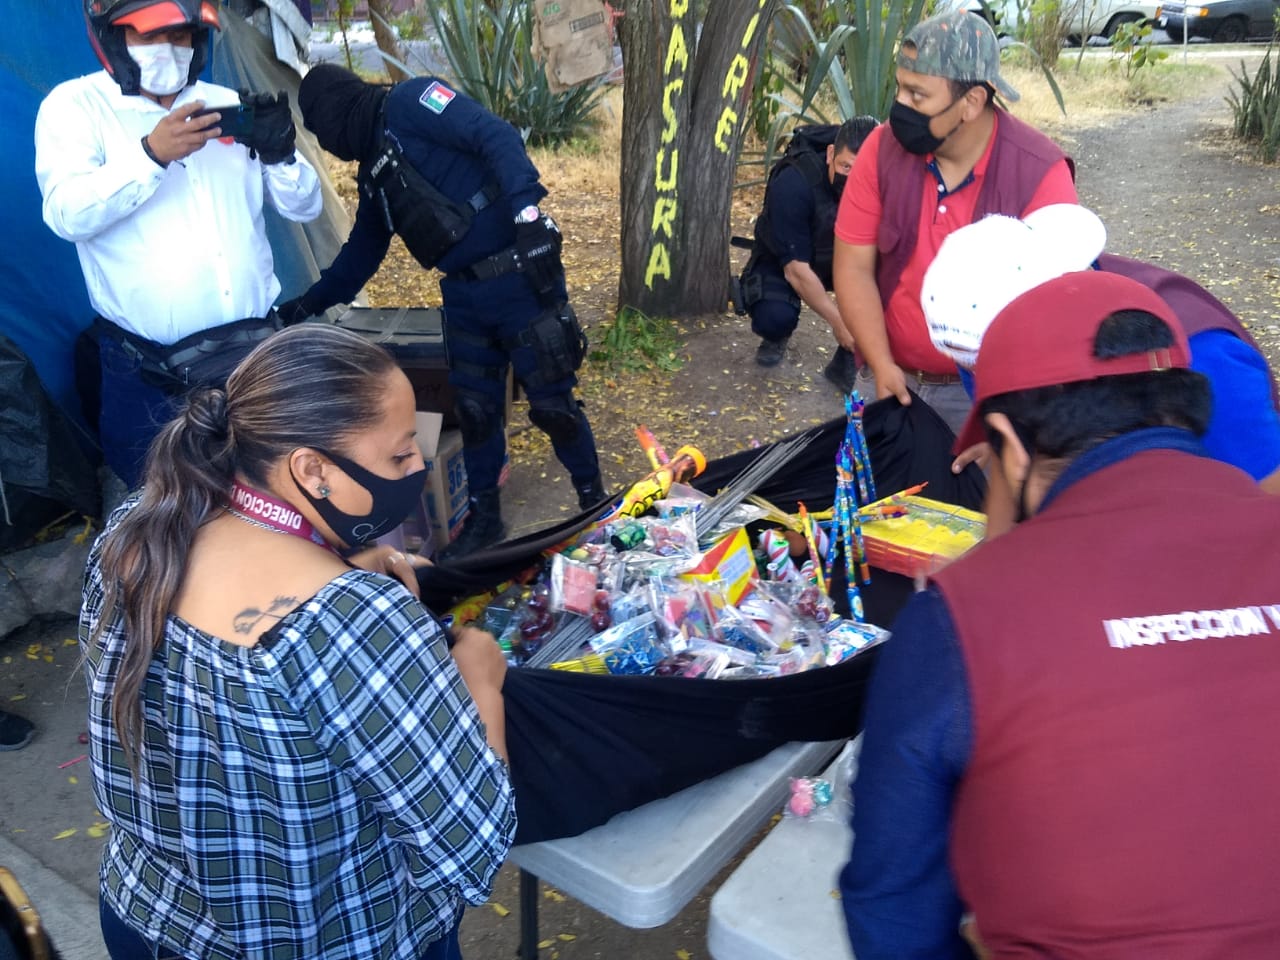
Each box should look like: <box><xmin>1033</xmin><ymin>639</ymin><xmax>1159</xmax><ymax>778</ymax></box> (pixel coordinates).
<box><xmin>1227</xmin><ymin>41</ymin><xmax>1280</xmax><ymax>162</ymax></box>
<box><xmin>744</xmin><ymin>0</ymin><xmax>1064</xmax><ymax>183</ymax></box>
<box><xmin>369</xmin><ymin>0</ymin><xmax>607</xmax><ymax>147</ymax></box>
<box><xmin>745</xmin><ymin>0</ymin><xmax>930</xmax><ymax>180</ymax></box>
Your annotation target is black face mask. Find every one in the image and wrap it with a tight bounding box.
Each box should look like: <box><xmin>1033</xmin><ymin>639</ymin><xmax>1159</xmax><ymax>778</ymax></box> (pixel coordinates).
<box><xmin>831</xmin><ymin>172</ymin><xmax>849</xmax><ymax>198</ymax></box>
<box><xmin>296</xmin><ymin>448</ymin><xmax>425</xmax><ymax>548</ymax></box>
<box><xmin>889</xmin><ymin>99</ymin><xmax>963</xmax><ymax>156</ymax></box>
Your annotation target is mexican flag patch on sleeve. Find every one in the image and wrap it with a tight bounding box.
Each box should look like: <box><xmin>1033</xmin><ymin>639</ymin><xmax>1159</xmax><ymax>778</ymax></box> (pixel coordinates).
<box><xmin>419</xmin><ymin>80</ymin><xmax>456</xmax><ymax>114</ymax></box>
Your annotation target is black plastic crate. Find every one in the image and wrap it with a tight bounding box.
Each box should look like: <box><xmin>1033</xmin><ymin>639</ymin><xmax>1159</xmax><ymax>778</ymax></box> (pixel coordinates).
<box><xmin>332</xmin><ymin>307</ymin><xmax>456</xmax><ymax>425</ymax></box>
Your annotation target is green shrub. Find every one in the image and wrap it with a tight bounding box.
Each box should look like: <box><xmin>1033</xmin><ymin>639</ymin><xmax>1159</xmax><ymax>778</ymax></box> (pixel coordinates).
<box><xmin>590</xmin><ymin>308</ymin><xmax>684</xmax><ymax>373</ymax></box>
<box><xmin>1227</xmin><ymin>42</ymin><xmax>1280</xmax><ymax>162</ymax></box>
<box><xmin>1108</xmin><ymin>20</ymin><xmax>1167</xmax><ymax>81</ymax></box>
<box><xmin>1021</xmin><ymin>0</ymin><xmax>1067</xmax><ymax>68</ymax></box>
<box><xmin>391</xmin><ymin>8</ymin><xmax>427</xmax><ymax>42</ymax></box>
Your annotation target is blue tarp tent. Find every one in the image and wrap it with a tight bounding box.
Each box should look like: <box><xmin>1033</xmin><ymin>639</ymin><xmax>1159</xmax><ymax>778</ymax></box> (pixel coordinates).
<box><xmin>0</xmin><ymin>1</ymin><xmax>100</xmax><ymax>423</ymax></box>
<box><xmin>0</xmin><ymin>0</ymin><xmax>346</xmax><ymax>431</ymax></box>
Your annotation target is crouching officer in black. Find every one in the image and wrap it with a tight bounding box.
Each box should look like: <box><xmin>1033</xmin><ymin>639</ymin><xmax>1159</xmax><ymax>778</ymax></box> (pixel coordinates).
<box><xmin>286</xmin><ymin>64</ymin><xmax>604</xmax><ymax>562</ymax></box>
<box><xmin>741</xmin><ymin>117</ymin><xmax>877</xmax><ymax>392</ymax></box>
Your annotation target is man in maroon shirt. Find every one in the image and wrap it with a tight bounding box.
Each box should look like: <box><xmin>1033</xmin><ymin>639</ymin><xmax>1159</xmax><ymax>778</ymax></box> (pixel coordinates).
<box><xmin>843</xmin><ymin>270</ymin><xmax>1280</xmax><ymax>959</ymax></box>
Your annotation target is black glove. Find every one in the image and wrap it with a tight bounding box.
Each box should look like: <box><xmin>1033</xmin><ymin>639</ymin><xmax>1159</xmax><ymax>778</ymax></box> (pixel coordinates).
<box><xmin>235</xmin><ymin>90</ymin><xmax>296</xmax><ymax>165</ymax></box>
<box><xmin>276</xmin><ymin>294</ymin><xmax>319</xmax><ymax>326</ymax></box>
<box><xmin>515</xmin><ymin>215</ymin><xmax>564</xmax><ymax>303</ymax></box>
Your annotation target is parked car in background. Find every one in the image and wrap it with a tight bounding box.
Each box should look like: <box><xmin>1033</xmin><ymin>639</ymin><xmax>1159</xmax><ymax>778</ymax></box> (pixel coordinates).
<box><xmin>948</xmin><ymin>0</ymin><xmax>1021</xmax><ymax>36</ymax></box>
<box><xmin>1063</xmin><ymin>0</ymin><xmax>1159</xmax><ymax>39</ymax></box>
<box><xmin>1158</xmin><ymin>0</ymin><xmax>1280</xmax><ymax>40</ymax></box>
<box><xmin>950</xmin><ymin>0</ymin><xmax>1156</xmax><ymax>41</ymax></box>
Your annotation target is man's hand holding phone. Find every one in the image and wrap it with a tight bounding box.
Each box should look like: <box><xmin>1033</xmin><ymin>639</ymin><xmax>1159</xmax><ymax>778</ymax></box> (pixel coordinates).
<box><xmin>144</xmin><ymin>101</ymin><xmax>223</xmax><ymax>167</ymax></box>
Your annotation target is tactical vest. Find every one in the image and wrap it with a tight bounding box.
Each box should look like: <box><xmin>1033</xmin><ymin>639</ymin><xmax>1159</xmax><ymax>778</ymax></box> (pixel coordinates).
<box><xmin>873</xmin><ymin>109</ymin><xmax>1074</xmax><ymax>306</ymax></box>
<box><xmin>358</xmin><ymin>108</ymin><xmax>498</xmax><ymax>271</ymax></box>
<box><xmin>934</xmin><ymin>447</ymin><xmax>1280</xmax><ymax>958</ymax></box>
<box><xmin>753</xmin><ymin>151</ymin><xmax>840</xmax><ymax>288</ymax></box>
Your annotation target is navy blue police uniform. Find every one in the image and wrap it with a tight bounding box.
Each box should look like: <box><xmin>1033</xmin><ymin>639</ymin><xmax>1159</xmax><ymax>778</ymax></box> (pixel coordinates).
<box><xmin>745</xmin><ymin>159</ymin><xmax>839</xmax><ymax>342</ymax></box>
<box><xmin>293</xmin><ymin>71</ymin><xmax>602</xmax><ymax>553</ymax></box>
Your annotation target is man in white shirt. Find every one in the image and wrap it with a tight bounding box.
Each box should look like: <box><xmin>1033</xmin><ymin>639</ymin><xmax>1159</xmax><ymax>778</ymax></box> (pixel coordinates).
<box><xmin>35</xmin><ymin>0</ymin><xmax>322</xmax><ymax>487</ymax></box>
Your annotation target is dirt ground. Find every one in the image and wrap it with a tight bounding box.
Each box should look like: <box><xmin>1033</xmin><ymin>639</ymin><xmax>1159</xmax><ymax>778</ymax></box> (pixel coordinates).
<box><xmin>3</xmin><ymin>56</ymin><xmax>1278</xmax><ymax>960</ymax></box>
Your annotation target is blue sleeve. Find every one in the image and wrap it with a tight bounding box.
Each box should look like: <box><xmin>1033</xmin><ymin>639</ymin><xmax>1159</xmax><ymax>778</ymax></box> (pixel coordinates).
<box><xmin>841</xmin><ymin>587</ymin><xmax>973</xmax><ymax>960</ymax></box>
<box><xmin>1191</xmin><ymin>329</ymin><xmax>1280</xmax><ymax>481</ymax></box>
<box><xmin>763</xmin><ymin>165</ymin><xmax>817</xmax><ymax>268</ymax></box>
<box><xmin>303</xmin><ymin>194</ymin><xmax>393</xmax><ymax>312</ymax></box>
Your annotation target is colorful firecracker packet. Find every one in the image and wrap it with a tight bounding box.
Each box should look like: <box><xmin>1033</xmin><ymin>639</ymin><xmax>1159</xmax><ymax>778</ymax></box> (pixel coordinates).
<box><xmin>587</xmin><ymin>614</ymin><xmax>667</xmax><ymax>675</ymax></box>
<box><xmin>456</xmin><ymin>421</ymin><xmax>914</xmax><ymax>679</ymax></box>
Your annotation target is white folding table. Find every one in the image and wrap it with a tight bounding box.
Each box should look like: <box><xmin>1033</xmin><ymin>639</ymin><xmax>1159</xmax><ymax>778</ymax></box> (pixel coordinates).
<box><xmin>706</xmin><ymin>737</ymin><xmax>861</xmax><ymax>960</ymax></box>
<box><xmin>509</xmin><ymin>738</ymin><xmax>844</xmax><ymax>959</ymax></box>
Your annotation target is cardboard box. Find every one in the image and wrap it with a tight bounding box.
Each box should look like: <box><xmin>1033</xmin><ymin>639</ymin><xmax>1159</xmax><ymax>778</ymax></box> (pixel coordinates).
<box><xmin>416</xmin><ymin>412</ymin><xmax>470</xmax><ymax>550</ymax></box>
<box><xmin>533</xmin><ymin>0</ymin><xmax>614</xmax><ymax>92</ymax></box>
<box><xmin>681</xmin><ymin>527</ymin><xmax>759</xmax><ymax>606</ymax></box>
<box><xmin>414</xmin><ymin>411</ymin><xmax>513</xmax><ymax>553</ymax></box>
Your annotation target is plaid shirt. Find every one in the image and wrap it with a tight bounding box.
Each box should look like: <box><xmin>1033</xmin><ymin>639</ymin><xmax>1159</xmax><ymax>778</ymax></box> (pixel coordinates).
<box><xmin>80</xmin><ymin>508</ymin><xmax>515</xmax><ymax>959</ymax></box>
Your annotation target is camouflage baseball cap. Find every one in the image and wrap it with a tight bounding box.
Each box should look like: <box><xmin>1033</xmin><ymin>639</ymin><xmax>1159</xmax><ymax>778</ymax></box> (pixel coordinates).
<box><xmin>898</xmin><ymin>9</ymin><xmax>1019</xmax><ymax>102</ymax></box>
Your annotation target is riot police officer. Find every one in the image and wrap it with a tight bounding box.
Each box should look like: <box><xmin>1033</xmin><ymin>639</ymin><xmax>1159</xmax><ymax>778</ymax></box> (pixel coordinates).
<box><xmin>287</xmin><ymin>65</ymin><xmax>604</xmax><ymax>562</ymax></box>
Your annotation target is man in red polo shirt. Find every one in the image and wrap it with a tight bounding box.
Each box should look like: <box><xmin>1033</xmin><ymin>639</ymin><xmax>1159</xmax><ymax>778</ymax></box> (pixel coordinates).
<box><xmin>832</xmin><ymin>9</ymin><xmax>1077</xmax><ymax>435</ymax></box>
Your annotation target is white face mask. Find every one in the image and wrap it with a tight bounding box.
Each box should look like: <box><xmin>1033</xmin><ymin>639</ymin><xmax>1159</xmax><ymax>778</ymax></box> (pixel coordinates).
<box><xmin>127</xmin><ymin>42</ymin><xmax>195</xmax><ymax>96</ymax></box>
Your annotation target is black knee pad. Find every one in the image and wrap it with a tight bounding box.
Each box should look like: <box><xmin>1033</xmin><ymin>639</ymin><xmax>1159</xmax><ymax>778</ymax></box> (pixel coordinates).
<box><xmin>454</xmin><ymin>391</ymin><xmax>504</xmax><ymax>447</ymax></box>
<box><xmin>528</xmin><ymin>394</ymin><xmax>587</xmax><ymax>446</ymax></box>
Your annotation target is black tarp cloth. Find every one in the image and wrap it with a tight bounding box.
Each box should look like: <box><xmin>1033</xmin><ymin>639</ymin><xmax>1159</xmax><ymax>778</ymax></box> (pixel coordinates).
<box><xmin>420</xmin><ymin>393</ymin><xmax>985</xmax><ymax>843</ymax></box>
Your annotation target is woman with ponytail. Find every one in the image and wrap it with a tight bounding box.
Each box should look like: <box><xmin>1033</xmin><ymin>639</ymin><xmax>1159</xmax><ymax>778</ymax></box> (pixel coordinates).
<box><xmin>79</xmin><ymin>324</ymin><xmax>513</xmax><ymax>960</ymax></box>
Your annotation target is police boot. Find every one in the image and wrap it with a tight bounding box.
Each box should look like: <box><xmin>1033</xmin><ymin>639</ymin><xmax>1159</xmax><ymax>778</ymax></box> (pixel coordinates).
<box><xmin>574</xmin><ymin>474</ymin><xmax>608</xmax><ymax>511</ymax></box>
<box><xmin>755</xmin><ymin>335</ymin><xmax>789</xmax><ymax>368</ymax></box>
<box><xmin>438</xmin><ymin>490</ymin><xmax>506</xmax><ymax>564</ymax></box>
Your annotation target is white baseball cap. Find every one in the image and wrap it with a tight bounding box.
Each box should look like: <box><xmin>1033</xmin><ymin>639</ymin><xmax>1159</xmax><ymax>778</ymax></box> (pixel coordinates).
<box><xmin>921</xmin><ymin>204</ymin><xmax>1108</xmax><ymax>369</ymax></box>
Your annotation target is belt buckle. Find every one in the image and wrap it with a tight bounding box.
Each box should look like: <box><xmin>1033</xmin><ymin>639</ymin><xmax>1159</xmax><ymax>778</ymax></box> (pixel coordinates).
<box><xmin>914</xmin><ymin>369</ymin><xmax>957</xmax><ymax>386</ymax></box>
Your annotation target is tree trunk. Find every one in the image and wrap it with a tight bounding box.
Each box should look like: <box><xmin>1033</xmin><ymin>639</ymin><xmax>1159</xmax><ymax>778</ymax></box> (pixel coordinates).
<box><xmin>618</xmin><ymin>0</ymin><xmax>780</xmax><ymax>317</ymax></box>
<box><xmin>368</xmin><ymin>0</ymin><xmax>411</xmax><ymax>83</ymax></box>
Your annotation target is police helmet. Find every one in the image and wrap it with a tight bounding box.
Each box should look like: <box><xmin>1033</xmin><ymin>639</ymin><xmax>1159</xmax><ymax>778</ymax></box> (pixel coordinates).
<box><xmin>84</xmin><ymin>0</ymin><xmax>221</xmax><ymax>96</ymax></box>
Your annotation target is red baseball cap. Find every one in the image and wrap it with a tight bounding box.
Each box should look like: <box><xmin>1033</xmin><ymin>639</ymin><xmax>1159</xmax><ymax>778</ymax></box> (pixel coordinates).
<box><xmin>953</xmin><ymin>270</ymin><xmax>1191</xmax><ymax>453</ymax></box>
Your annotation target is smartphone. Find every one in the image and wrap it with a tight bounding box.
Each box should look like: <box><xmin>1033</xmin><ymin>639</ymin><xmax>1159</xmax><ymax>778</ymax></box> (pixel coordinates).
<box><xmin>190</xmin><ymin>103</ymin><xmax>255</xmax><ymax>139</ymax></box>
